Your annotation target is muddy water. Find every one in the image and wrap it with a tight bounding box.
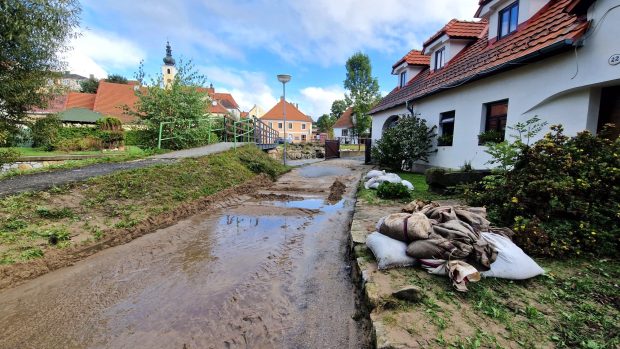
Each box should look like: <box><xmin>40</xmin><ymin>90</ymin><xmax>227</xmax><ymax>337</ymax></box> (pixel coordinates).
<box><xmin>0</xmin><ymin>160</ymin><xmax>370</xmax><ymax>349</ymax></box>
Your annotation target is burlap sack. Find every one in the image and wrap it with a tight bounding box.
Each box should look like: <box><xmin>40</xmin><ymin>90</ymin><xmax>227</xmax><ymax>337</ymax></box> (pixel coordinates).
<box><xmin>378</xmin><ymin>212</ymin><xmax>432</xmax><ymax>243</ymax></box>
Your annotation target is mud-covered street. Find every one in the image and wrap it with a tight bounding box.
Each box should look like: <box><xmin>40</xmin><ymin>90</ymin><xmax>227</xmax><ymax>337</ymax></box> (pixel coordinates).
<box><xmin>0</xmin><ymin>159</ymin><xmax>371</xmax><ymax>349</ymax></box>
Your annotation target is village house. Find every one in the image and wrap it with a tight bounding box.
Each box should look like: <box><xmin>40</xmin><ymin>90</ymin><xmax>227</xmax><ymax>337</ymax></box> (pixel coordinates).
<box><xmin>260</xmin><ymin>98</ymin><xmax>313</xmax><ymax>143</ymax></box>
<box><xmin>370</xmin><ymin>0</ymin><xmax>620</xmax><ymax>170</ymax></box>
<box><xmin>333</xmin><ymin>107</ymin><xmax>358</xmax><ymax>144</ymax></box>
<box><xmin>30</xmin><ymin>43</ymin><xmax>243</xmax><ymax>124</ymax></box>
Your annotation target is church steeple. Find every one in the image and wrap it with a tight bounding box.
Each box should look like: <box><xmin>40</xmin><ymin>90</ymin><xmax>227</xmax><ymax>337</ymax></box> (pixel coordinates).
<box><xmin>163</xmin><ymin>41</ymin><xmax>175</xmax><ymax>66</ymax></box>
<box><xmin>162</xmin><ymin>41</ymin><xmax>177</xmax><ymax>89</ymax></box>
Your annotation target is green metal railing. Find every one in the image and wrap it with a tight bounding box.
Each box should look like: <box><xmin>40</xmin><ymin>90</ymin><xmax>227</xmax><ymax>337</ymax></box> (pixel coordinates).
<box><xmin>157</xmin><ymin>115</ymin><xmax>279</xmax><ymax>150</ymax></box>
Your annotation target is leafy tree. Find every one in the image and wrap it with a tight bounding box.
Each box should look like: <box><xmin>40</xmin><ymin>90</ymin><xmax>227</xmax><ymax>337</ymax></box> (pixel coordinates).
<box><xmin>372</xmin><ymin>114</ymin><xmax>437</xmax><ymax>171</ymax></box>
<box><xmin>80</xmin><ymin>76</ymin><xmax>99</xmax><ymax>93</ymax></box>
<box><xmin>343</xmin><ymin>52</ymin><xmax>381</xmax><ymax>142</ymax></box>
<box><xmin>330</xmin><ymin>99</ymin><xmax>348</xmax><ymax>120</ymax></box>
<box><xmin>0</xmin><ymin>0</ymin><xmax>80</xmax><ymax>137</ymax></box>
<box><xmin>316</xmin><ymin>113</ymin><xmax>336</xmax><ymax>136</ymax></box>
<box><xmin>105</xmin><ymin>74</ymin><xmax>128</xmax><ymax>84</ymax></box>
<box><xmin>126</xmin><ymin>59</ymin><xmax>213</xmax><ymax>149</ymax></box>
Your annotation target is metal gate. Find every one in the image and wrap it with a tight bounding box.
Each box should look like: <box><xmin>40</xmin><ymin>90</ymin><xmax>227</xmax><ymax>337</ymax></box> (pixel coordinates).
<box><xmin>364</xmin><ymin>138</ymin><xmax>372</xmax><ymax>164</ymax></box>
<box><xmin>325</xmin><ymin>140</ymin><xmax>340</xmax><ymax>159</ymax></box>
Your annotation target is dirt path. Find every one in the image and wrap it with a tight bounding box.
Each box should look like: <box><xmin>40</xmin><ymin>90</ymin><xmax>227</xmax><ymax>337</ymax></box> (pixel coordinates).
<box><xmin>0</xmin><ymin>159</ymin><xmax>371</xmax><ymax>349</ymax></box>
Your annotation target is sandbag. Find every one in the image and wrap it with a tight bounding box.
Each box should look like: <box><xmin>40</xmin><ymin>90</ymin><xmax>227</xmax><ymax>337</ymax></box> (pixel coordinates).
<box><xmin>366</xmin><ymin>232</ymin><xmax>416</xmax><ymax>270</ymax></box>
<box><xmin>365</xmin><ymin>170</ymin><xmax>386</xmax><ymax>179</ymax></box>
<box><xmin>364</xmin><ymin>173</ymin><xmax>402</xmax><ymax>189</ymax></box>
<box><xmin>480</xmin><ymin>233</ymin><xmax>544</xmax><ymax>280</ymax></box>
<box><xmin>407</xmin><ymin>237</ymin><xmax>472</xmax><ymax>260</ymax></box>
<box><xmin>401</xmin><ymin>180</ymin><xmax>414</xmax><ymax>190</ymax></box>
<box><xmin>378</xmin><ymin>213</ymin><xmax>432</xmax><ymax>243</ymax></box>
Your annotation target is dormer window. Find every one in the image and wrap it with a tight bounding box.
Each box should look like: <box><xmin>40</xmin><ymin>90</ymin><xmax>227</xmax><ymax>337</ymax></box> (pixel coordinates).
<box><xmin>399</xmin><ymin>71</ymin><xmax>407</xmax><ymax>87</ymax></box>
<box><xmin>498</xmin><ymin>2</ymin><xmax>519</xmax><ymax>39</ymax></box>
<box><xmin>434</xmin><ymin>47</ymin><xmax>445</xmax><ymax>71</ymax></box>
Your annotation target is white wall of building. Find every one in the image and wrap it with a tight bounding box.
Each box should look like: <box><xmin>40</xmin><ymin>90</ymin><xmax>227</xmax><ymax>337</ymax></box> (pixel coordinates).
<box><xmin>372</xmin><ymin>0</ymin><xmax>620</xmax><ymax>169</ymax></box>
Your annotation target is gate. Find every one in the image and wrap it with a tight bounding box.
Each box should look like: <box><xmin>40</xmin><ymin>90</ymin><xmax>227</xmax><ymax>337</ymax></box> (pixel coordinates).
<box><xmin>364</xmin><ymin>138</ymin><xmax>372</xmax><ymax>164</ymax></box>
<box><xmin>325</xmin><ymin>140</ymin><xmax>340</xmax><ymax>159</ymax></box>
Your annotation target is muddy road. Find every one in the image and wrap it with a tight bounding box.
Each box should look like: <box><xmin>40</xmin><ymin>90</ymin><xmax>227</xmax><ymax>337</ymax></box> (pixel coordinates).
<box><xmin>0</xmin><ymin>159</ymin><xmax>371</xmax><ymax>349</ymax></box>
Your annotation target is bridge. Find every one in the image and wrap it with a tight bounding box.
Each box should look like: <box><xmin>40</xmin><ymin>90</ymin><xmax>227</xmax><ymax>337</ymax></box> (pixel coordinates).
<box><xmin>157</xmin><ymin>115</ymin><xmax>279</xmax><ymax>151</ymax></box>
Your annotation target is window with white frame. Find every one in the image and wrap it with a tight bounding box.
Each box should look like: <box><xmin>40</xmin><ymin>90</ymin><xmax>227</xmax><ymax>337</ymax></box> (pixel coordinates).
<box><xmin>278</xmin><ymin>122</ymin><xmax>283</xmax><ymax>129</ymax></box>
<box><xmin>399</xmin><ymin>71</ymin><xmax>407</xmax><ymax>87</ymax></box>
<box><xmin>342</xmin><ymin>129</ymin><xmax>349</xmax><ymax>137</ymax></box>
<box><xmin>498</xmin><ymin>2</ymin><xmax>519</xmax><ymax>39</ymax></box>
<box><xmin>302</xmin><ymin>123</ymin><xmax>306</xmax><ymax>130</ymax></box>
<box><xmin>288</xmin><ymin>122</ymin><xmax>293</xmax><ymax>129</ymax></box>
<box><xmin>434</xmin><ymin>47</ymin><xmax>446</xmax><ymax>71</ymax></box>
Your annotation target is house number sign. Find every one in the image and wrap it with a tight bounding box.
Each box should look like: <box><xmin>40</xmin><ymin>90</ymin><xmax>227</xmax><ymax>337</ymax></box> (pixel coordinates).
<box><xmin>610</xmin><ymin>54</ymin><xmax>620</xmax><ymax>66</ymax></box>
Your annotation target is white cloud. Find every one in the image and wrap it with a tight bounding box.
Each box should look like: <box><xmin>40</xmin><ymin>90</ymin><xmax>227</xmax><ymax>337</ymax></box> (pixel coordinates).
<box><xmin>200</xmin><ymin>0</ymin><xmax>479</xmax><ymax>66</ymax></box>
<box><xmin>299</xmin><ymin>86</ymin><xmax>345</xmax><ymax>118</ymax></box>
<box><xmin>66</xmin><ymin>29</ymin><xmax>145</xmax><ymax>79</ymax></box>
<box><xmin>201</xmin><ymin>66</ymin><xmax>278</xmax><ymax>112</ymax></box>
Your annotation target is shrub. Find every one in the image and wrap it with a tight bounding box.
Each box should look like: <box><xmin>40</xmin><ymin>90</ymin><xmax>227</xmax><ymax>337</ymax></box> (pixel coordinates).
<box><xmin>372</xmin><ymin>114</ymin><xmax>436</xmax><ymax>171</ymax></box>
<box><xmin>376</xmin><ymin>182</ymin><xmax>412</xmax><ymax>200</ymax></box>
<box><xmin>125</xmin><ymin>129</ymin><xmax>152</xmax><ymax>147</ymax></box>
<box><xmin>477</xmin><ymin>130</ymin><xmax>504</xmax><ymax>145</ymax></box>
<box><xmin>55</xmin><ymin>137</ymin><xmax>101</xmax><ymax>152</ymax></box>
<box><xmin>0</xmin><ymin>148</ymin><xmax>21</xmax><ymax>166</ymax></box>
<box><xmin>57</xmin><ymin>127</ymin><xmax>99</xmax><ymax>141</ymax></box>
<box><xmin>465</xmin><ymin>124</ymin><xmax>620</xmax><ymax>257</ymax></box>
<box><xmin>31</xmin><ymin>114</ymin><xmax>62</xmax><ymax>150</ymax></box>
<box><xmin>174</xmin><ymin>126</ymin><xmax>219</xmax><ymax>149</ymax></box>
<box><xmin>97</xmin><ymin>117</ymin><xmax>123</xmax><ymax>131</ymax></box>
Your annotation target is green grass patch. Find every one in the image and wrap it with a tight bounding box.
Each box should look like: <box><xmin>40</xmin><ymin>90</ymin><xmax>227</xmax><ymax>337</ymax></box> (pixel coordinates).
<box><xmin>358</xmin><ymin>171</ymin><xmax>459</xmax><ymax>205</ymax></box>
<box><xmin>0</xmin><ymin>146</ymin><xmax>288</xmax><ymax>264</ymax></box>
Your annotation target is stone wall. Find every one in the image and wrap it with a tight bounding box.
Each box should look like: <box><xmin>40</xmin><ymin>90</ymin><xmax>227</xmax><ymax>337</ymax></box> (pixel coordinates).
<box><xmin>1</xmin><ymin>160</ymin><xmax>65</xmax><ymax>173</ymax></box>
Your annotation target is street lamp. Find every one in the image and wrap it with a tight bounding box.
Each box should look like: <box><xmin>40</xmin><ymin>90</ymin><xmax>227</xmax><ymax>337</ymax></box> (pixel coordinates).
<box><xmin>277</xmin><ymin>74</ymin><xmax>291</xmax><ymax>165</ymax></box>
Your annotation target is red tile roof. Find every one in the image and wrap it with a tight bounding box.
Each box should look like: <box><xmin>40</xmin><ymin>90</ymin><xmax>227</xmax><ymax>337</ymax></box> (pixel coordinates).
<box><xmin>213</xmin><ymin>92</ymin><xmax>240</xmax><ymax>110</ymax></box>
<box><xmin>29</xmin><ymin>94</ymin><xmax>67</xmax><ymax>114</ymax></box>
<box><xmin>261</xmin><ymin>99</ymin><xmax>313</xmax><ymax>122</ymax></box>
<box><xmin>371</xmin><ymin>0</ymin><xmax>589</xmax><ymax>114</ymax></box>
<box><xmin>392</xmin><ymin>50</ymin><xmax>430</xmax><ymax>69</ymax></box>
<box><xmin>65</xmin><ymin>92</ymin><xmax>96</xmax><ymax>110</ymax></box>
<box><xmin>423</xmin><ymin>19</ymin><xmax>488</xmax><ymax>48</ymax></box>
<box><xmin>92</xmin><ymin>81</ymin><xmax>139</xmax><ymax>123</ymax></box>
<box><xmin>333</xmin><ymin>107</ymin><xmax>354</xmax><ymax>128</ymax></box>
<box><xmin>208</xmin><ymin>100</ymin><xmax>229</xmax><ymax>114</ymax></box>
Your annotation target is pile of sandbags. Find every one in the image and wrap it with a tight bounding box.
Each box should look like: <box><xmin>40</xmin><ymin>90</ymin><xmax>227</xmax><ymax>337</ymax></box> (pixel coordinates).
<box><xmin>364</xmin><ymin>170</ymin><xmax>414</xmax><ymax>191</ymax></box>
<box><xmin>365</xmin><ymin>201</ymin><xmax>544</xmax><ymax>292</ymax></box>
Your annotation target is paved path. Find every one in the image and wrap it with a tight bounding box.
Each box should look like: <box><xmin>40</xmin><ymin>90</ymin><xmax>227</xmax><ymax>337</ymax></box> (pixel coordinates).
<box><xmin>0</xmin><ymin>159</ymin><xmax>371</xmax><ymax>348</ymax></box>
<box><xmin>0</xmin><ymin>143</ymin><xmax>251</xmax><ymax>197</ymax></box>
<box><xmin>149</xmin><ymin>142</ymin><xmax>251</xmax><ymax>159</ymax></box>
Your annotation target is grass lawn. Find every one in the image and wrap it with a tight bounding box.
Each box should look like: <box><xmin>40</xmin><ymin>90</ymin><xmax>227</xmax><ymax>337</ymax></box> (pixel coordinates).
<box><xmin>358</xmin><ymin>171</ymin><xmax>460</xmax><ymax>205</ymax></box>
<box><xmin>0</xmin><ymin>146</ymin><xmax>163</xmax><ymax>180</ymax></box>
<box><xmin>0</xmin><ymin>146</ymin><xmax>288</xmax><ymax>265</ymax></box>
<box><xmin>11</xmin><ymin>146</ymin><xmax>145</xmax><ymax>157</ymax></box>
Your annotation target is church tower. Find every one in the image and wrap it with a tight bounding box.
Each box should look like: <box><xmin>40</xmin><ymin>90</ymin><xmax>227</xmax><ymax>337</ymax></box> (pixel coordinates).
<box><xmin>162</xmin><ymin>41</ymin><xmax>177</xmax><ymax>89</ymax></box>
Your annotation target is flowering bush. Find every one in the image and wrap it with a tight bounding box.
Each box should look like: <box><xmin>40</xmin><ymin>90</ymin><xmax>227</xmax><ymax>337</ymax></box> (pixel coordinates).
<box><xmin>465</xmin><ymin>124</ymin><xmax>619</xmax><ymax>257</ymax></box>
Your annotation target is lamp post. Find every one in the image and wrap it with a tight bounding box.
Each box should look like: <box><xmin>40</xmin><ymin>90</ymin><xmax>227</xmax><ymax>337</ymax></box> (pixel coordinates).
<box><xmin>277</xmin><ymin>74</ymin><xmax>291</xmax><ymax>165</ymax></box>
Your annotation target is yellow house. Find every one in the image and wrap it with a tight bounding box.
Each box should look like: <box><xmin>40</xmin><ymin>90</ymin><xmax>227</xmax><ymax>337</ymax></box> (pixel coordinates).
<box><xmin>261</xmin><ymin>98</ymin><xmax>313</xmax><ymax>143</ymax></box>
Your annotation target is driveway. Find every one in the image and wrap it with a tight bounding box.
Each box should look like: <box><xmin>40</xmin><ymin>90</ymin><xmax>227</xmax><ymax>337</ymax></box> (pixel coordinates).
<box><xmin>0</xmin><ymin>159</ymin><xmax>371</xmax><ymax>348</ymax></box>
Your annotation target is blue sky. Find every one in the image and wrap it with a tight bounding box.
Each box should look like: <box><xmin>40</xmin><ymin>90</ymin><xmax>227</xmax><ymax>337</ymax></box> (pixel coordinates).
<box><xmin>67</xmin><ymin>0</ymin><xmax>479</xmax><ymax>119</ymax></box>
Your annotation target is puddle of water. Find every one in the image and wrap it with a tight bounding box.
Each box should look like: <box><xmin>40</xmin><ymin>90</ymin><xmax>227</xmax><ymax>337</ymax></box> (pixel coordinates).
<box><xmin>269</xmin><ymin>198</ymin><xmax>345</xmax><ymax>212</ymax></box>
<box><xmin>298</xmin><ymin>166</ymin><xmax>349</xmax><ymax>178</ymax></box>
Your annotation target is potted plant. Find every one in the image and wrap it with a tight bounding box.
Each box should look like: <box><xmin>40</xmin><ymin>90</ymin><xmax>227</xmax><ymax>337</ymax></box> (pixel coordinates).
<box><xmin>478</xmin><ymin>130</ymin><xmax>504</xmax><ymax>145</ymax></box>
<box><xmin>437</xmin><ymin>134</ymin><xmax>453</xmax><ymax>146</ymax></box>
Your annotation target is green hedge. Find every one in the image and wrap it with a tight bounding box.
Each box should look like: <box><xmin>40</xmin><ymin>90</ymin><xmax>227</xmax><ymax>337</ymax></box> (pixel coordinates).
<box><xmin>465</xmin><ymin>125</ymin><xmax>620</xmax><ymax>257</ymax></box>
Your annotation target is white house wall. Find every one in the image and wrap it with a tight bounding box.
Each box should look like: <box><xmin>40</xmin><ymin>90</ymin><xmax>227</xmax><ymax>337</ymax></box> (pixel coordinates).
<box><xmin>371</xmin><ymin>0</ymin><xmax>620</xmax><ymax>170</ymax></box>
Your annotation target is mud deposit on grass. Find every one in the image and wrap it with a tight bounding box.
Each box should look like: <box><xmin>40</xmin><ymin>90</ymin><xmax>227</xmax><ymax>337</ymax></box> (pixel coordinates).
<box><xmin>0</xmin><ymin>160</ymin><xmax>371</xmax><ymax>349</ymax></box>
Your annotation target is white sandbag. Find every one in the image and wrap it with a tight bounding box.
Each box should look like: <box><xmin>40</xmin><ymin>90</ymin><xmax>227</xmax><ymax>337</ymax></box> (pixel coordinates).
<box><xmin>480</xmin><ymin>233</ymin><xmax>544</xmax><ymax>280</ymax></box>
<box><xmin>365</xmin><ymin>170</ymin><xmax>386</xmax><ymax>179</ymax></box>
<box><xmin>401</xmin><ymin>180</ymin><xmax>414</xmax><ymax>190</ymax></box>
<box><xmin>366</xmin><ymin>232</ymin><xmax>416</xmax><ymax>270</ymax></box>
<box><xmin>375</xmin><ymin>216</ymin><xmax>387</xmax><ymax>231</ymax></box>
<box><xmin>364</xmin><ymin>177</ymin><xmax>378</xmax><ymax>189</ymax></box>
<box><xmin>380</xmin><ymin>173</ymin><xmax>402</xmax><ymax>183</ymax></box>
<box><xmin>419</xmin><ymin>259</ymin><xmax>447</xmax><ymax>275</ymax></box>
<box><xmin>368</xmin><ymin>182</ymin><xmax>380</xmax><ymax>189</ymax></box>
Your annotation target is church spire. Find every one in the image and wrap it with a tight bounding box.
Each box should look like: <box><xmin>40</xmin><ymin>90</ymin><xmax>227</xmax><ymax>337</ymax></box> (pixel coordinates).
<box><xmin>163</xmin><ymin>41</ymin><xmax>175</xmax><ymax>66</ymax></box>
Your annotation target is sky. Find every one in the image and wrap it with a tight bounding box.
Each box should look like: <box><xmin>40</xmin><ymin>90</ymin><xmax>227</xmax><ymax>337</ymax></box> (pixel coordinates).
<box><xmin>67</xmin><ymin>0</ymin><xmax>479</xmax><ymax>120</ymax></box>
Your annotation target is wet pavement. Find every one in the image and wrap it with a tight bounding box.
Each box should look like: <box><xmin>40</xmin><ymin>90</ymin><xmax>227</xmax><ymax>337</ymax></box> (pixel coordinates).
<box><xmin>0</xmin><ymin>159</ymin><xmax>371</xmax><ymax>349</ymax></box>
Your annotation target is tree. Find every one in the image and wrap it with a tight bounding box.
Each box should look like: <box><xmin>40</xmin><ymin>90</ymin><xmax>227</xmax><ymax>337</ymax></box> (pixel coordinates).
<box><xmin>105</xmin><ymin>74</ymin><xmax>128</xmax><ymax>84</ymax></box>
<box><xmin>80</xmin><ymin>76</ymin><xmax>99</xmax><ymax>93</ymax></box>
<box><xmin>126</xmin><ymin>59</ymin><xmax>213</xmax><ymax>149</ymax></box>
<box><xmin>343</xmin><ymin>52</ymin><xmax>381</xmax><ymax>143</ymax></box>
<box><xmin>330</xmin><ymin>99</ymin><xmax>348</xmax><ymax>120</ymax></box>
<box><xmin>372</xmin><ymin>114</ymin><xmax>437</xmax><ymax>171</ymax></box>
<box><xmin>0</xmin><ymin>0</ymin><xmax>80</xmax><ymax>142</ymax></box>
<box><xmin>316</xmin><ymin>113</ymin><xmax>336</xmax><ymax>136</ymax></box>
